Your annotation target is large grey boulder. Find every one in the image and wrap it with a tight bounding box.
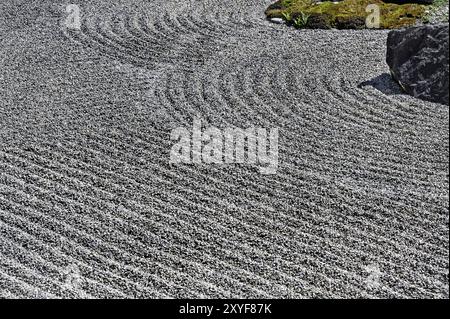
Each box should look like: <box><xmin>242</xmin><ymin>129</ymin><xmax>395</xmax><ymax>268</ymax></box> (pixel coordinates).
<box><xmin>386</xmin><ymin>24</ymin><xmax>449</xmax><ymax>105</ymax></box>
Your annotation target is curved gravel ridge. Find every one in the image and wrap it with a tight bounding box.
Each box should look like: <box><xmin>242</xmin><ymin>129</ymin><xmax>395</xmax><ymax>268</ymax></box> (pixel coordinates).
<box><xmin>0</xmin><ymin>0</ymin><xmax>448</xmax><ymax>298</ymax></box>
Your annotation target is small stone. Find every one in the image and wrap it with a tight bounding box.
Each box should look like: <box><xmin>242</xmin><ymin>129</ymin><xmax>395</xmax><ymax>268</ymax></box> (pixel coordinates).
<box><xmin>270</xmin><ymin>18</ymin><xmax>285</xmax><ymax>24</ymax></box>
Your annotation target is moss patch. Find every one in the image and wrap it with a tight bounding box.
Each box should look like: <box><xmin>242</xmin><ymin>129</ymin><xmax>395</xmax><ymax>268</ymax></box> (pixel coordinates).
<box><xmin>265</xmin><ymin>0</ymin><xmax>428</xmax><ymax>29</ymax></box>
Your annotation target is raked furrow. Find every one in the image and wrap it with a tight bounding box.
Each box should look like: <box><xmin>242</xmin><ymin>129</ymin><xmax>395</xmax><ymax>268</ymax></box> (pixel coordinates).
<box><xmin>1</xmin><ymin>0</ymin><xmax>448</xmax><ymax>298</ymax></box>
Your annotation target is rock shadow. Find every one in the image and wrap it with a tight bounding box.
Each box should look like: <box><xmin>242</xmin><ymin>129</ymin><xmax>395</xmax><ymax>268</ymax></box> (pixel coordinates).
<box><xmin>358</xmin><ymin>73</ymin><xmax>404</xmax><ymax>96</ymax></box>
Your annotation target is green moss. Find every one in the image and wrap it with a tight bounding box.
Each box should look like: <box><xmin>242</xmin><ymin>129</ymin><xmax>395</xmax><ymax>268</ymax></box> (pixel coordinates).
<box><xmin>265</xmin><ymin>0</ymin><xmax>428</xmax><ymax>29</ymax></box>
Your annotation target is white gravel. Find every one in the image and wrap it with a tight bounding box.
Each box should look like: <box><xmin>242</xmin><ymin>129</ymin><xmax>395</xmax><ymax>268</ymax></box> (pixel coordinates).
<box><xmin>0</xmin><ymin>0</ymin><xmax>448</xmax><ymax>298</ymax></box>
<box><xmin>428</xmin><ymin>1</ymin><xmax>449</xmax><ymax>24</ymax></box>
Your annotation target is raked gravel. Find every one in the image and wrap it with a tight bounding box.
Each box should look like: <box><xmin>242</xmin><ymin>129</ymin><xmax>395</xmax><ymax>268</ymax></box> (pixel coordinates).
<box><xmin>0</xmin><ymin>0</ymin><xmax>448</xmax><ymax>298</ymax></box>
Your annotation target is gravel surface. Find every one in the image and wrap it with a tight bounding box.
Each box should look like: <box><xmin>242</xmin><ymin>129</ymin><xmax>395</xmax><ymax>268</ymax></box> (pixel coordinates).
<box><xmin>428</xmin><ymin>1</ymin><xmax>449</xmax><ymax>24</ymax></box>
<box><xmin>0</xmin><ymin>0</ymin><xmax>449</xmax><ymax>298</ymax></box>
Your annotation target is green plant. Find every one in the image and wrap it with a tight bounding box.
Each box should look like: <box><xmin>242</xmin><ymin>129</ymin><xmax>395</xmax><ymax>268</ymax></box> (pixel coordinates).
<box><xmin>293</xmin><ymin>11</ymin><xmax>310</xmax><ymax>28</ymax></box>
<box><xmin>282</xmin><ymin>11</ymin><xmax>292</xmax><ymax>22</ymax></box>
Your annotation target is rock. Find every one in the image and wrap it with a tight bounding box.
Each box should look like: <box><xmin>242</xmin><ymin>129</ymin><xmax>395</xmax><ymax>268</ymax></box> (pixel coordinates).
<box><xmin>386</xmin><ymin>24</ymin><xmax>449</xmax><ymax>105</ymax></box>
<box><xmin>270</xmin><ymin>17</ymin><xmax>285</xmax><ymax>24</ymax></box>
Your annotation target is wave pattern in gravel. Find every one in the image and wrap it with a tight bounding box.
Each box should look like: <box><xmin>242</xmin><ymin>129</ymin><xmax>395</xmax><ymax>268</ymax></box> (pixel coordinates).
<box><xmin>0</xmin><ymin>0</ymin><xmax>448</xmax><ymax>298</ymax></box>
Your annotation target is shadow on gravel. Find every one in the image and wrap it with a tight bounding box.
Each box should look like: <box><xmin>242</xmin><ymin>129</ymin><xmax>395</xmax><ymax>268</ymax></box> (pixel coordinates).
<box><xmin>358</xmin><ymin>73</ymin><xmax>404</xmax><ymax>96</ymax></box>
